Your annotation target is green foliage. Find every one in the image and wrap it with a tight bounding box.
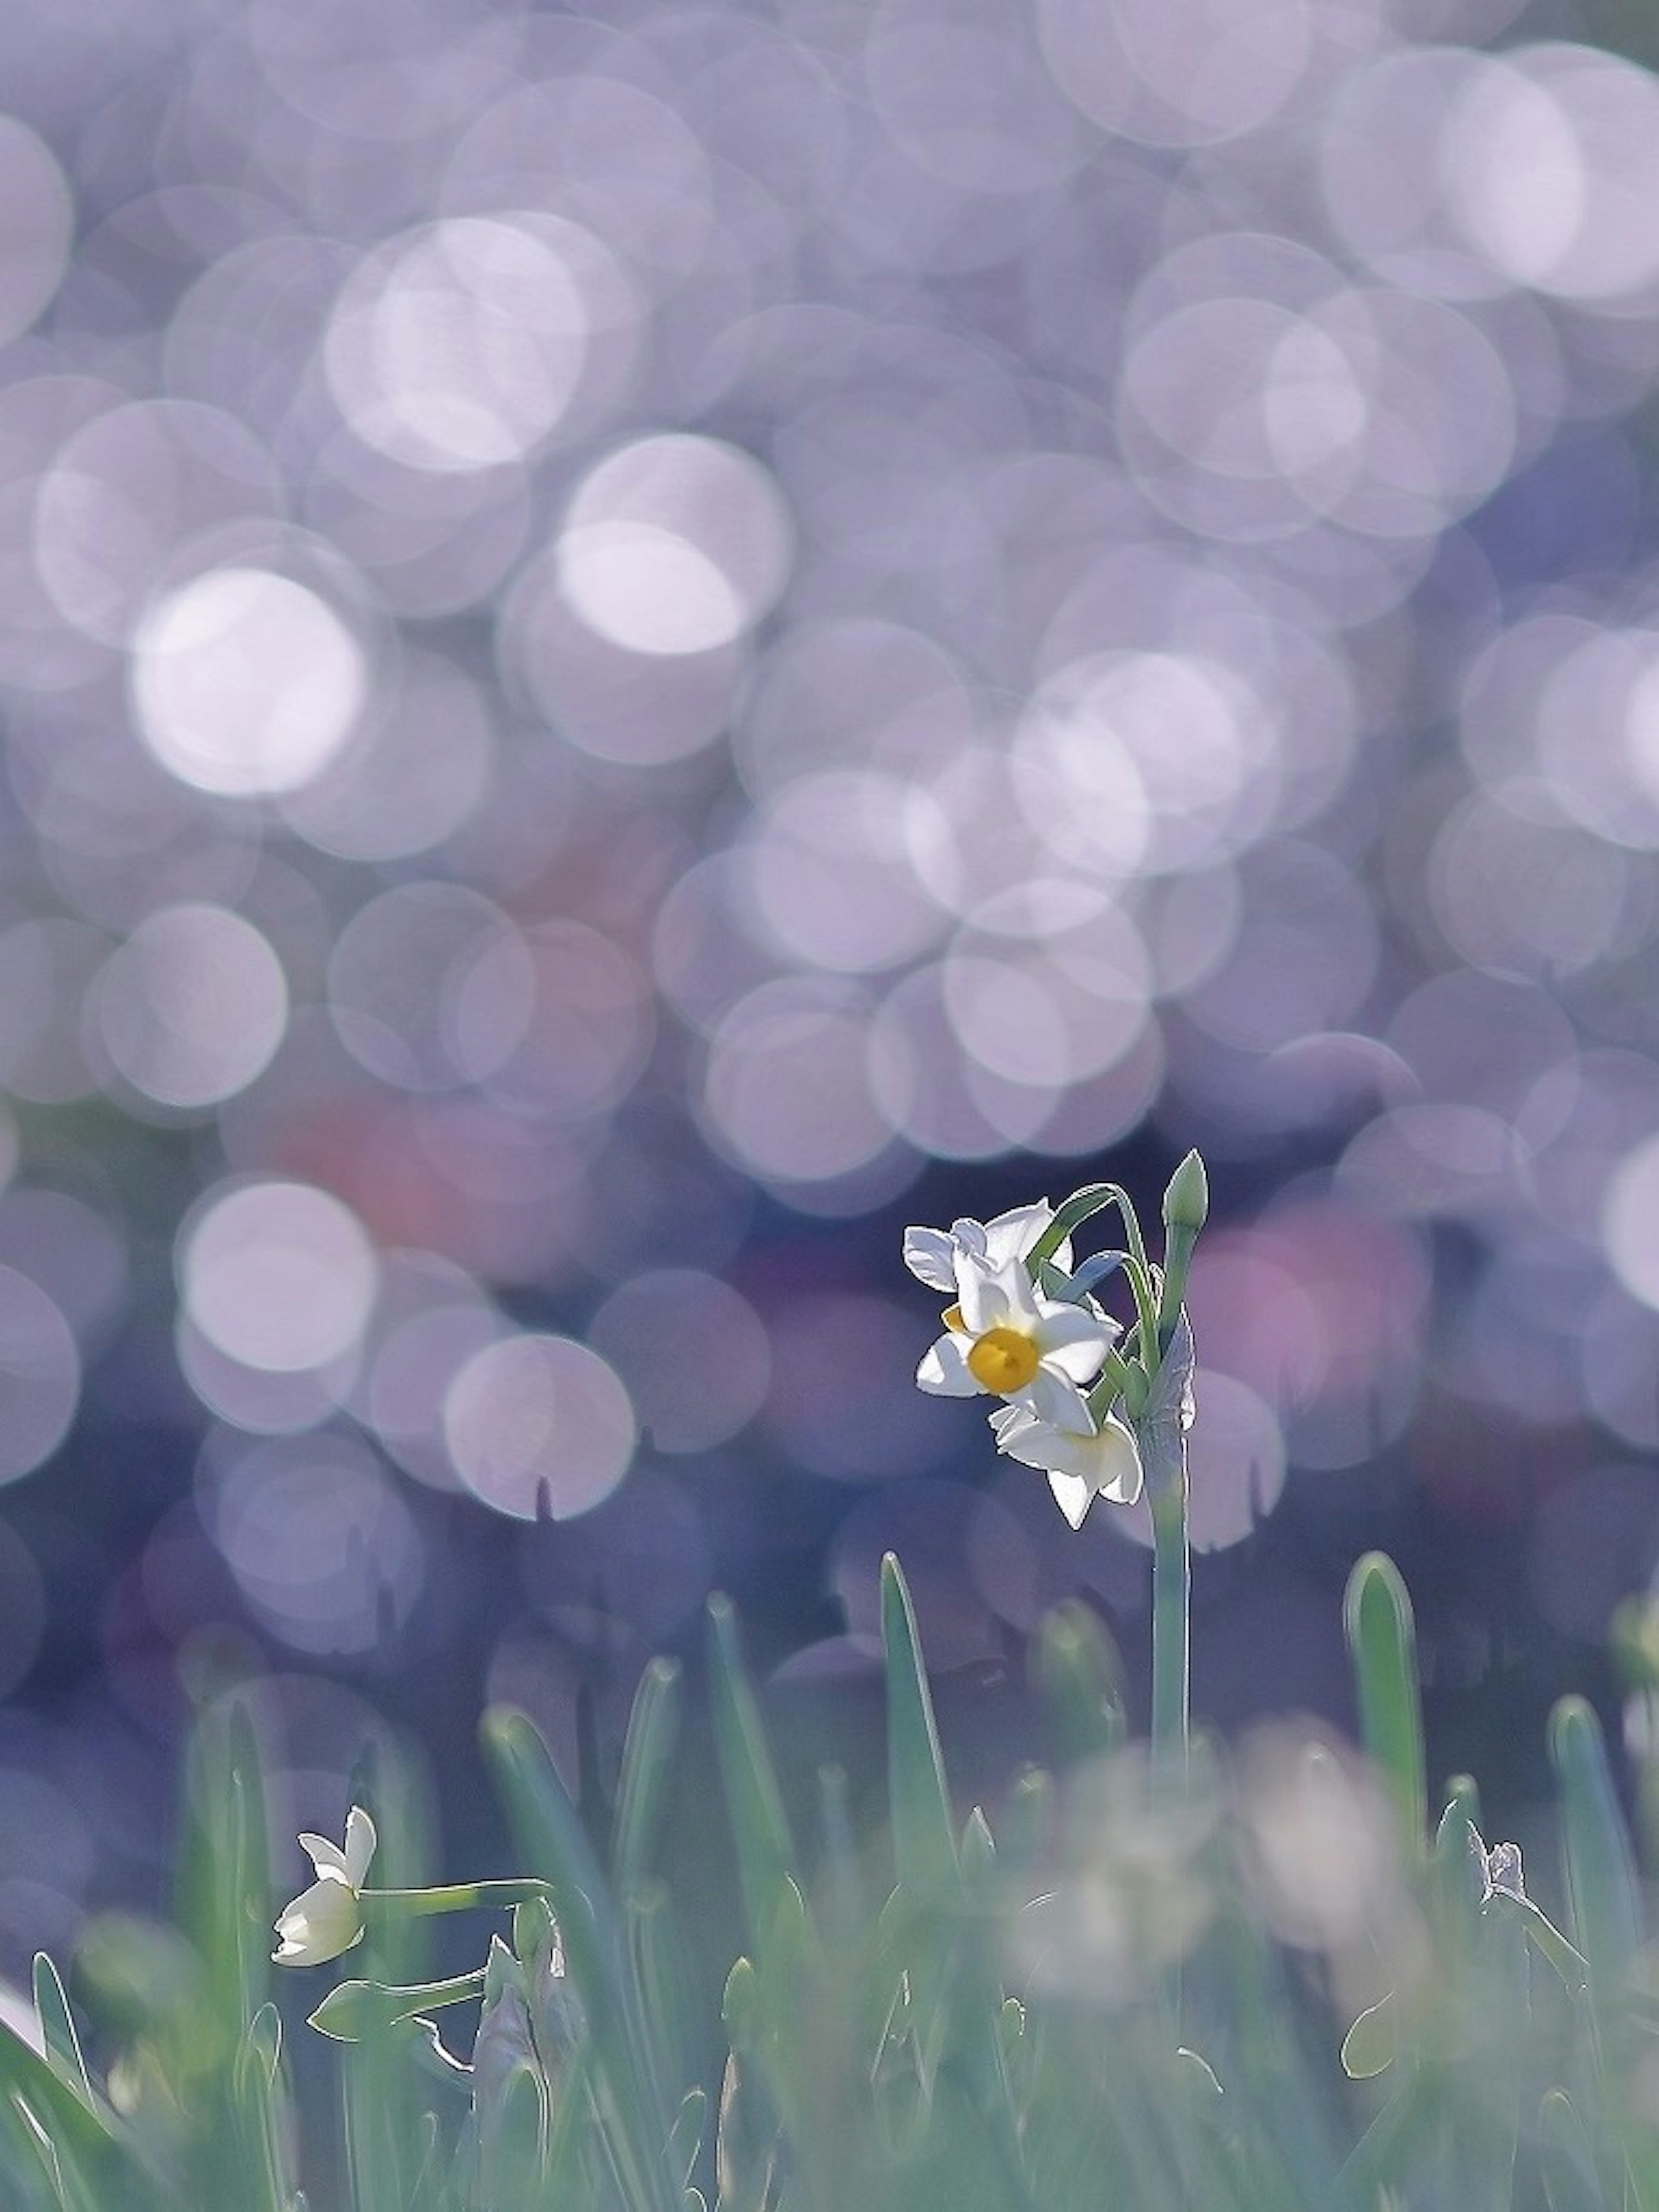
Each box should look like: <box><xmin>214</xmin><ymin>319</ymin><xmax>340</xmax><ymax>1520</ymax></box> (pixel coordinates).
<box><xmin>8</xmin><ymin>1551</ymin><xmax>1659</xmax><ymax>2209</ymax></box>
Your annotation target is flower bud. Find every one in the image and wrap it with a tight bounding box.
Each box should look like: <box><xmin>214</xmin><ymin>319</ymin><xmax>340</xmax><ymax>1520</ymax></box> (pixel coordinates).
<box><xmin>1161</xmin><ymin>1150</ymin><xmax>1209</xmax><ymax>1237</ymax></box>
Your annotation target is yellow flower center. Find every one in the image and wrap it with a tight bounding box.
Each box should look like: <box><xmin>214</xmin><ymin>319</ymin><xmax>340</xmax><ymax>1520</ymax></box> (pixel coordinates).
<box><xmin>966</xmin><ymin>1325</ymin><xmax>1040</xmax><ymax>1395</ymax></box>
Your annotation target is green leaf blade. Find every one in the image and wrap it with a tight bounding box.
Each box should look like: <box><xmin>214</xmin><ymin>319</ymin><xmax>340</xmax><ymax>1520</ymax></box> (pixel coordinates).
<box><xmin>880</xmin><ymin>1554</ymin><xmax>958</xmax><ymax>1900</ymax></box>
<box><xmin>1343</xmin><ymin>1552</ymin><xmax>1427</xmax><ymax>1859</ymax></box>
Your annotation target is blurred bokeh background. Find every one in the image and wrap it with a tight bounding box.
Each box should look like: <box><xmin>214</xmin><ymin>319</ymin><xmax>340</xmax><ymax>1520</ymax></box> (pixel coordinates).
<box><xmin>1</xmin><ymin>0</ymin><xmax>1659</xmax><ymax>1975</ymax></box>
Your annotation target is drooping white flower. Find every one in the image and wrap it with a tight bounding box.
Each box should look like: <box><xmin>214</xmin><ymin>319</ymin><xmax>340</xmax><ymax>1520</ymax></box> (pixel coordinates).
<box><xmin>902</xmin><ymin>1202</ymin><xmax>1071</xmax><ymax>1295</ymax></box>
<box><xmin>915</xmin><ymin>1256</ymin><xmax>1115</xmax><ymax>1428</ymax></box>
<box><xmin>991</xmin><ymin>1402</ymin><xmax>1144</xmax><ymax>1527</ymax></box>
<box><xmin>272</xmin><ymin>1805</ymin><xmax>377</xmax><ymax>1966</ymax></box>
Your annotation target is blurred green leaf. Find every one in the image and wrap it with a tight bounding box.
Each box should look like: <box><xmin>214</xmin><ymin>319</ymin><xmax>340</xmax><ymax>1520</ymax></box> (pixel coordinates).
<box><xmin>880</xmin><ymin>1554</ymin><xmax>958</xmax><ymax>1901</ymax></box>
<box><xmin>1343</xmin><ymin>1552</ymin><xmax>1427</xmax><ymax>1859</ymax></box>
<box><xmin>706</xmin><ymin>1596</ymin><xmax>800</xmax><ymax>1951</ymax></box>
<box><xmin>0</xmin><ymin>2009</ymin><xmax>158</xmax><ymax>2212</ymax></box>
<box><xmin>482</xmin><ymin>1704</ymin><xmax>680</xmax><ymax>2212</ymax></box>
<box><xmin>1549</xmin><ymin>1696</ymin><xmax>1642</xmax><ymax>1995</ymax></box>
<box><xmin>1032</xmin><ymin>1601</ymin><xmax>1126</xmax><ymax>1767</ymax></box>
<box><xmin>1539</xmin><ymin>2087</ymin><xmax>1611</xmax><ymax>2212</ymax></box>
<box><xmin>613</xmin><ymin>1658</ymin><xmax>682</xmax><ymax>1901</ymax></box>
<box><xmin>233</xmin><ymin>2003</ymin><xmax>296</xmax><ymax>2212</ymax></box>
<box><xmin>31</xmin><ymin>1956</ymin><xmax>92</xmax><ymax>2110</ymax></box>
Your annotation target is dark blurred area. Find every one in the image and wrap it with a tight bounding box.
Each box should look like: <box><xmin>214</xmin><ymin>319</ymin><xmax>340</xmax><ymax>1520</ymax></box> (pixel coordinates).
<box><xmin>0</xmin><ymin>0</ymin><xmax>1657</xmax><ymax>1976</ymax></box>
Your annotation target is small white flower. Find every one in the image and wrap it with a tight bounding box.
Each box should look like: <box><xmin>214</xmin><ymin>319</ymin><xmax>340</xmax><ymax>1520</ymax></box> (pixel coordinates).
<box><xmin>272</xmin><ymin>1805</ymin><xmax>377</xmax><ymax>1966</ymax></box>
<box><xmin>903</xmin><ymin>1202</ymin><xmax>1071</xmax><ymax>1295</ymax></box>
<box><xmin>915</xmin><ymin>1256</ymin><xmax>1115</xmax><ymax>1428</ymax></box>
<box><xmin>991</xmin><ymin>1402</ymin><xmax>1144</xmax><ymax>1528</ymax></box>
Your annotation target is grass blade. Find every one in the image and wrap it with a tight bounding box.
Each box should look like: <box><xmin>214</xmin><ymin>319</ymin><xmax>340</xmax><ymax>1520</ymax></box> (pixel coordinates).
<box><xmin>613</xmin><ymin>1658</ymin><xmax>682</xmax><ymax>1901</ymax></box>
<box><xmin>1549</xmin><ymin>1696</ymin><xmax>1642</xmax><ymax>1992</ymax></box>
<box><xmin>482</xmin><ymin>1705</ymin><xmax>679</xmax><ymax>2212</ymax></box>
<box><xmin>706</xmin><ymin>1596</ymin><xmax>800</xmax><ymax>1946</ymax></box>
<box><xmin>880</xmin><ymin>1554</ymin><xmax>958</xmax><ymax>1898</ymax></box>
<box><xmin>1031</xmin><ymin>1601</ymin><xmax>1126</xmax><ymax>1767</ymax></box>
<box><xmin>1343</xmin><ymin>1552</ymin><xmax>1427</xmax><ymax>1859</ymax></box>
<box><xmin>29</xmin><ymin>1958</ymin><xmax>91</xmax><ymax>2110</ymax></box>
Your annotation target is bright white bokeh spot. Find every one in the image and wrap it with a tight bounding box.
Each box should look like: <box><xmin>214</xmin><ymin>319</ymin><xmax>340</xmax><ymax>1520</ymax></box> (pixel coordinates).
<box><xmin>1024</xmin><ymin>649</ymin><xmax>1270</xmax><ymax>874</ymax></box>
<box><xmin>556</xmin><ymin>434</ymin><xmax>792</xmax><ymax>656</ymax></box>
<box><xmin>1442</xmin><ymin>46</ymin><xmax>1659</xmax><ymax>301</ymax></box>
<box><xmin>180</xmin><ymin>1181</ymin><xmax>379</xmax><ymax>1374</ymax></box>
<box><xmin>443</xmin><ymin>1333</ymin><xmax>636</xmax><ymax>1519</ymax></box>
<box><xmin>324</xmin><ymin>215</ymin><xmax>594</xmax><ymax>472</ymax></box>
<box><xmin>1602</xmin><ymin>1138</ymin><xmax>1659</xmax><ymax>1312</ymax></box>
<box><xmin>94</xmin><ymin>903</ymin><xmax>288</xmax><ymax>1108</ymax></box>
<box><xmin>130</xmin><ymin>566</ymin><xmax>368</xmax><ymax>797</ymax></box>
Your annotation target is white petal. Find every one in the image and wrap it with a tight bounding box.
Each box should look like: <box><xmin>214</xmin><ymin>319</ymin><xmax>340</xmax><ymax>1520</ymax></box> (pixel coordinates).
<box><xmin>1047</xmin><ymin>1469</ymin><xmax>1094</xmax><ymax>1529</ymax></box>
<box><xmin>916</xmin><ymin>1333</ymin><xmax>983</xmax><ymax>1397</ymax></box>
<box><xmin>995</xmin><ymin>1412</ymin><xmax>1088</xmax><ymax>1477</ymax></box>
<box><xmin>953</xmin><ymin>1254</ymin><xmax>1014</xmax><ymax>1334</ymax></box>
<box><xmin>1089</xmin><ymin>1417</ymin><xmax>1145</xmax><ymax>1505</ymax></box>
<box><xmin>342</xmin><ymin>1805</ymin><xmax>378</xmax><ymax>1888</ymax></box>
<box><xmin>993</xmin><ymin>1416</ymin><xmax>1064</xmax><ymax>1470</ymax></box>
<box><xmin>271</xmin><ymin>1873</ymin><xmax>365</xmax><ymax>1966</ymax></box>
<box><xmin>1032</xmin><ymin>1304</ymin><xmax>1116</xmax><ymax>1379</ymax></box>
<box><xmin>902</xmin><ymin>1226</ymin><xmax>958</xmax><ymax>1294</ymax></box>
<box><xmin>950</xmin><ymin>1217</ymin><xmax>989</xmax><ymax>1259</ymax></box>
<box><xmin>1021</xmin><ymin>1367</ymin><xmax>1095</xmax><ymax>1428</ymax></box>
<box><xmin>980</xmin><ymin>1202</ymin><xmax>1053</xmax><ymax>1269</ymax></box>
<box><xmin>298</xmin><ymin>1831</ymin><xmax>351</xmax><ymax>1881</ymax></box>
<box><xmin>1047</xmin><ymin>1338</ymin><xmax>1112</xmax><ymax>1383</ymax></box>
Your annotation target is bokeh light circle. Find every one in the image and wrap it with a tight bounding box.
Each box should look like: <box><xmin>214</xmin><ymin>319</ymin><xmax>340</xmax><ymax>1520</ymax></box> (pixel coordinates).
<box><xmin>197</xmin><ymin>1430</ymin><xmax>425</xmax><ymax>1655</ymax></box>
<box><xmin>0</xmin><ymin>1268</ymin><xmax>79</xmax><ymax>1484</ymax></box>
<box><xmin>1602</xmin><ymin>1138</ymin><xmax>1659</xmax><ymax>1313</ymax></box>
<box><xmin>0</xmin><ymin>119</ymin><xmax>74</xmax><ymax>345</ymax></box>
<box><xmin>129</xmin><ymin>566</ymin><xmax>369</xmax><ymax>797</ymax></box>
<box><xmin>442</xmin><ymin>1333</ymin><xmax>636</xmax><ymax>1519</ymax></box>
<box><xmin>556</xmin><ymin>433</ymin><xmax>793</xmax><ymax>656</ymax></box>
<box><xmin>588</xmin><ymin>1269</ymin><xmax>770</xmax><ymax>1453</ymax></box>
<box><xmin>324</xmin><ymin>215</ymin><xmax>594</xmax><ymax>472</ymax></box>
<box><xmin>92</xmin><ymin>903</ymin><xmax>288</xmax><ymax>1109</ymax></box>
<box><xmin>179</xmin><ymin>1181</ymin><xmax>379</xmax><ymax>1374</ymax></box>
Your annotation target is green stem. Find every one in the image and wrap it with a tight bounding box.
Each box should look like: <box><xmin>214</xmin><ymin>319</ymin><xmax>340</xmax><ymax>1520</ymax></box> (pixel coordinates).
<box><xmin>361</xmin><ymin>1879</ymin><xmax>553</xmax><ymax>1918</ymax></box>
<box><xmin>1156</xmin><ymin>1228</ymin><xmax>1197</xmax><ymax>1357</ymax></box>
<box><xmin>1150</xmin><ymin>1475</ymin><xmax>1190</xmax><ymax>2058</ymax></box>
<box><xmin>1149</xmin><ymin>1483</ymin><xmax>1189</xmax><ymax>1785</ymax></box>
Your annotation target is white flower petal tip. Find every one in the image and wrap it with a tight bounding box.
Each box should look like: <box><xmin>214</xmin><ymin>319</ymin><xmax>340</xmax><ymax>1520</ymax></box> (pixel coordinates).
<box><xmin>341</xmin><ymin>1805</ymin><xmax>378</xmax><ymax>1886</ymax></box>
<box><xmin>1047</xmin><ymin>1468</ymin><xmax>1095</xmax><ymax>1529</ymax></box>
<box><xmin>901</xmin><ymin>1225</ymin><xmax>960</xmax><ymax>1294</ymax></box>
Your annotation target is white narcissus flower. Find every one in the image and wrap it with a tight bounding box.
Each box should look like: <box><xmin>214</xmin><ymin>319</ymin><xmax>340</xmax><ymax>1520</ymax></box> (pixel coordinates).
<box><xmin>272</xmin><ymin>1805</ymin><xmax>377</xmax><ymax>1966</ymax></box>
<box><xmin>991</xmin><ymin>1402</ymin><xmax>1144</xmax><ymax>1528</ymax></box>
<box><xmin>915</xmin><ymin>1257</ymin><xmax>1115</xmax><ymax>1428</ymax></box>
<box><xmin>902</xmin><ymin>1202</ymin><xmax>1071</xmax><ymax>1295</ymax></box>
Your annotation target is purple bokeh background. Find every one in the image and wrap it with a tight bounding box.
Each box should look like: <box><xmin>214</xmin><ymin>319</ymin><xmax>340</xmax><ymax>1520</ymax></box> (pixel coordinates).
<box><xmin>0</xmin><ymin>0</ymin><xmax>1656</xmax><ymax>1969</ymax></box>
